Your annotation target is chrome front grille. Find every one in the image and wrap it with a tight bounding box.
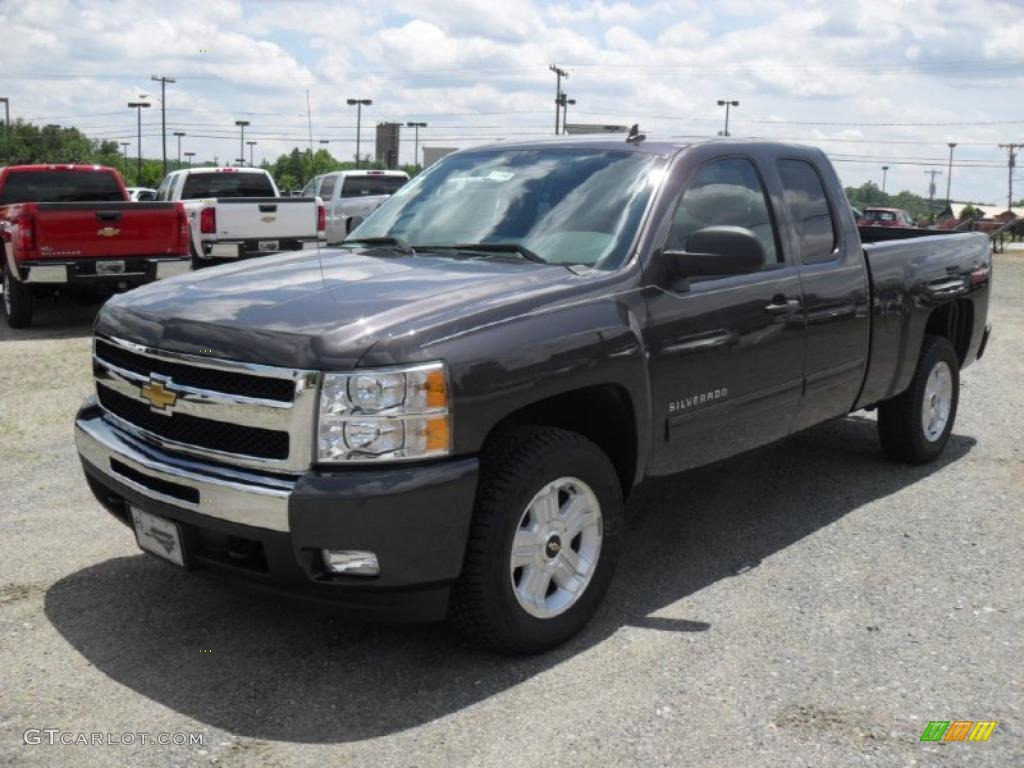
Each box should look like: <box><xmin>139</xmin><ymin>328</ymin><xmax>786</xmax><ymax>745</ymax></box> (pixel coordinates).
<box><xmin>92</xmin><ymin>334</ymin><xmax>320</xmax><ymax>473</ymax></box>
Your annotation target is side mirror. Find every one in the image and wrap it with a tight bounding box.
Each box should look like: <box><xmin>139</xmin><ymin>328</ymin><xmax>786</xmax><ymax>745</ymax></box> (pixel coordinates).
<box><xmin>664</xmin><ymin>225</ymin><xmax>766</xmax><ymax>278</ymax></box>
<box><xmin>346</xmin><ymin>216</ymin><xmax>364</xmax><ymax>234</ymax></box>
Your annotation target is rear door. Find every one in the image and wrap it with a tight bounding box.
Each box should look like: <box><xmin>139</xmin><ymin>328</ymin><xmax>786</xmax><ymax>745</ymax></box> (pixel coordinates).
<box><xmin>773</xmin><ymin>155</ymin><xmax>870</xmax><ymax>430</ymax></box>
<box><xmin>643</xmin><ymin>152</ymin><xmax>806</xmax><ymax>475</ymax></box>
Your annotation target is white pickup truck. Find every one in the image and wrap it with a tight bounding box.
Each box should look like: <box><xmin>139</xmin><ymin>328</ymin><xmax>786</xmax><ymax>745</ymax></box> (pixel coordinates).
<box><xmin>155</xmin><ymin>167</ymin><xmax>325</xmax><ymax>267</ymax></box>
<box><xmin>301</xmin><ymin>169</ymin><xmax>407</xmax><ymax>244</ymax></box>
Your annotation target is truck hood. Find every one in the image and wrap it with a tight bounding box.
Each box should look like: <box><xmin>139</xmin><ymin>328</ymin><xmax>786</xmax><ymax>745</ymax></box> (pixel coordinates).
<box><xmin>97</xmin><ymin>247</ymin><xmax>582</xmax><ymax>369</ymax></box>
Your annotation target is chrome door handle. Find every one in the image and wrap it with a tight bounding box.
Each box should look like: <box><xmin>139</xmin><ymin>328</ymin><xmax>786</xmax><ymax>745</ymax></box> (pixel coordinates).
<box><xmin>765</xmin><ymin>299</ymin><xmax>801</xmax><ymax>314</ymax></box>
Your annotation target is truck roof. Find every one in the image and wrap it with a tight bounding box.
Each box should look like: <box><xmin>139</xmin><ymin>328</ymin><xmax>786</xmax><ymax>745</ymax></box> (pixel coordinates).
<box><xmin>459</xmin><ymin>136</ymin><xmax>829</xmax><ymax>158</ymax></box>
<box><xmin>0</xmin><ymin>164</ymin><xmax>115</xmax><ymax>173</ymax></box>
<box><xmin>166</xmin><ymin>167</ymin><xmax>270</xmax><ymax>176</ymax></box>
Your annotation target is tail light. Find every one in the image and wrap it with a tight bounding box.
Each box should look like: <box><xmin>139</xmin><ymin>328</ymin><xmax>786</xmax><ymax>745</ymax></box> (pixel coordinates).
<box><xmin>199</xmin><ymin>206</ymin><xmax>216</xmax><ymax>235</ymax></box>
<box><xmin>175</xmin><ymin>203</ymin><xmax>190</xmax><ymax>255</ymax></box>
<box><xmin>14</xmin><ymin>206</ymin><xmax>37</xmax><ymax>259</ymax></box>
<box><xmin>317</xmin><ymin>203</ymin><xmax>326</xmax><ymax>233</ymax></box>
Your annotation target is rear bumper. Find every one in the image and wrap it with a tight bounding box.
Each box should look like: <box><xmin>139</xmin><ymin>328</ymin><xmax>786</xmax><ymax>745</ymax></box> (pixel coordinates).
<box><xmin>75</xmin><ymin>400</ymin><xmax>479</xmax><ymax>621</ymax></box>
<box><xmin>199</xmin><ymin>237</ymin><xmax>325</xmax><ymax>260</ymax></box>
<box><xmin>20</xmin><ymin>256</ymin><xmax>189</xmax><ymax>285</ymax></box>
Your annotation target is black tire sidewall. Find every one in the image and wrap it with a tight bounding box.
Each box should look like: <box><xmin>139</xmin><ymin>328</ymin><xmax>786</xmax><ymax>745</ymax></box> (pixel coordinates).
<box><xmin>471</xmin><ymin>431</ymin><xmax>623</xmax><ymax>652</ymax></box>
<box><xmin>2</xmin><ymin>265</ymin><xmax>32</xmax><ymax>328</ymax></box>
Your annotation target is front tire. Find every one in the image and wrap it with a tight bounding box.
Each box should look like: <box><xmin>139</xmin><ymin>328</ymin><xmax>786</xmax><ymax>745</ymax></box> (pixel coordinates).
<box><xmin>878</xmin><ymin>335</ymin><xmax>960</xmax><ymax>463</ymax></box>
<box><xmin>451</xmin><ymin>426</ymin><xmax>624</xmax><ymax>654</ymax></box>
<box><xmin>2</xmin><ymin>266</ymin><xmax>34</xmax><ymax>328</ymax></box>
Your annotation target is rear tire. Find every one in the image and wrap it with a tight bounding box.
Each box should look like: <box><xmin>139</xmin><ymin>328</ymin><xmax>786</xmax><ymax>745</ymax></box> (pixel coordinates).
<box><xmin>2</xmin><ymin>266</ymin><xmax>34</xmax><ymax>328</ymax></box>
<box><xmin>878</xmin><ymin>335</ymin><xmax>959</xmax><ymax>463</ymax></box>
<box><xmin>451</xmin><ymin>426</ymin><xmax>624</xmax><ymax>654</ymax></box>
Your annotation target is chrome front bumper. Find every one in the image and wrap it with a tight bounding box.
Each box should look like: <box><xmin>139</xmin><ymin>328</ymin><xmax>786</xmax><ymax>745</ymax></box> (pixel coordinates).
<box><xmin>75</xmin><ymin>406</ymin><xmax>295</xmax><ymax>532</ymax></box>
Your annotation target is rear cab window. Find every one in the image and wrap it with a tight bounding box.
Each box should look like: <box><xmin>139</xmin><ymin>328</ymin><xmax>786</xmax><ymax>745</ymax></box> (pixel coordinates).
<box><xmin>320</xmin><ymin>175</ymin><xmax>337</xmax><ymax>200</ymax></box>
<box><xmin>776</xmin><ymin>159</ymin><xmax>838</xmax><ymax>264</ymax></box>
<box><xmin>180</xmin><ymin>171</ymin><xmax>276</xmax><ymax>199</ymax></box>
<box><xmin>341</xmin><ymin>175</ymin><xmax>407</xmax><ymax>198</ymax></box>
<box><xmin>0</xmin><ymin>170</ymin><xmax>125</xmax><ymax>203</ymax></box>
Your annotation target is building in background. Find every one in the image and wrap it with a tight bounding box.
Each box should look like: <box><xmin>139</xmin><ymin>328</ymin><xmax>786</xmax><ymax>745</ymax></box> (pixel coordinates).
<box><xmin>375</xmin><ymin>122</ymin><xmax>401</xmax><ymax>169</ymax></box>
<box><xmin>422</xmin><ymin>146</ymin><xmax>457</xmax><ymax>167</ymax></box>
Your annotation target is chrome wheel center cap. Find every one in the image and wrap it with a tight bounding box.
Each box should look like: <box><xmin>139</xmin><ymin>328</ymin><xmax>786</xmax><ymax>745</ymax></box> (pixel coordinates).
<box><xmin>544</xmin><ymin>535</ymin><xmax>562</xmax><ymax>559</ymax></box>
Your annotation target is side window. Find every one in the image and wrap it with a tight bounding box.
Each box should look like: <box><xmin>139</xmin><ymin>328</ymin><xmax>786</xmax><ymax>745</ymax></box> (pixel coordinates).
<box><xmin>155</xmin><ymin>175</ymin><xmax>173</xmax><ymax>202</ymax></box>
<box><xmin>666</xmin><ymin>157</ymin><xmax>779</xmax><ymax>266</ymax></box>
<box><xmin>300</xmin><ymin>179</ymin><xmax>315</xmax><ymax>197</ymax></box>
<box><xmin>320</xmin><ymin>175</ymin><xmax>337</xmax><ymax>199</ymax></box>
<box><xmin>777</xmin><ymin>159</ymin><xmax>837</xmax><ymax>264</ymax></box>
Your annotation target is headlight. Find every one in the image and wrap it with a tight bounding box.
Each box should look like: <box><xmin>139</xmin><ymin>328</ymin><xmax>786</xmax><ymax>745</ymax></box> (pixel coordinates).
<box><xmin>317</xmin><ymin>362</ymin><xmax>451</xmax><ymax>463</ymax></box>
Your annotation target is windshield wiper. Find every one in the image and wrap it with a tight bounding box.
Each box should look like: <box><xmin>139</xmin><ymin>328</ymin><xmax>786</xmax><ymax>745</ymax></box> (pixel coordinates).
<box><xmin>342</xmin><ymin>236</ymin><xmax>415</xmax><ymax>254</ymax></box>
<box><xmin>431</xmin><ymin>242</ymin><xmax>547</xmax><ymax>264</ymax></box>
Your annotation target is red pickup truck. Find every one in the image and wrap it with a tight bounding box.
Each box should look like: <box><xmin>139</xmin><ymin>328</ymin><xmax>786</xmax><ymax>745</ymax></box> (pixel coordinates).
<box><xmin>1</xmin><ymin>164</ymin><xmax>191</xmax><ymax>328</ymax></box>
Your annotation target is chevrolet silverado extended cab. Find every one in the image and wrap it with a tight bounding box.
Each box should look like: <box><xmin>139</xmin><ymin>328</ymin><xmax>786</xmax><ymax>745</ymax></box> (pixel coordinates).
<box><xmin>155</xmin><ymin>167</ymin><xmax>325</xmax><ymax>267</ymax></box>
<box><xmin>75</xmin><ymin>139</ymin><xmax>992</xmax><ymax>653</ymax></box>
<box><xmin>1</xmin><ymin>164</ymin><xmax>190</xmax><ymax>328</ymax></box>
<box><xmin>301</xmin><ymin>169</ymin><xmax>408</xmax><ymax>243</ymax></box>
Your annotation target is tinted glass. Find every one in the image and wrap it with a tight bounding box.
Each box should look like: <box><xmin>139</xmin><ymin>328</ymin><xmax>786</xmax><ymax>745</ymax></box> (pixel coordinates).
<box><xmin>864</xmin><ymin>209</ymin><xmax>896</xmax><ymax>222</ymax></box>
<box><xmin>777</xmin><ymin>159</ymin><xmax>837</xmax><ymax>264</ymax></box>
<box><xmin>0</xmin><ymin>170</ymin><xmax>124</xmax><ymax>203</ymax></box>
<box><xmin>155</xmin><ymin>176</ymin><xmax>174</xmax><ymax>201</ymax></box>
<box><xmin>180</xmin><ymin>171</ymin><xmax>275</xmax><ymax>199</ymax></box>
<box><xmin>666</xmin><ymin>157</ymin><xmax>778</xmax><ymax>264</ymax></box>
<box><xmin>340</xmin><ymin>175</ymin><xmax>407</xmax><ymax>198</ymax></box>
<box><xmin>320</xmin><ymin>175</ymin><xmax>337</xmax><ymax>199</ymax></box>
<box><xmin>353</xmin><ymin>149</ymin><xmax>663</xmax><ymax>269</ymax></box>
<box><xmin>300</xmin><ymin>178</ymin><xmax>316</xmax><ymax>197</ymax></box>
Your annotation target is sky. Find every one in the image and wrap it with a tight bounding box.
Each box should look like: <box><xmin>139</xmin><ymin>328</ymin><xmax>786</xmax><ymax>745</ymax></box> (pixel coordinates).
<box><xmin>0</xmin><ymin>0</ymin><xmax>1022</xmax><ymax>204</ymax></box>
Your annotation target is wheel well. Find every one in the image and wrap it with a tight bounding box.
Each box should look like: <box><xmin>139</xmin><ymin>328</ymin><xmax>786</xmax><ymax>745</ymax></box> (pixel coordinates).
<box><xmin>925</xmin><ymin>298</ymin><xmax>973</xmax><ymax>365</ymax></box>
<box><xmin>485</xmin><ymin>384</ymin><xmax>638</xmax><ymax>499</ymax></box>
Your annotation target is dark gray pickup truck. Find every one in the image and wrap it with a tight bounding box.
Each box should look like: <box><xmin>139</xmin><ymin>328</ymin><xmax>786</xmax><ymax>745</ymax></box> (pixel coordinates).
<box><xmin>75</xmin><ymin>138</ymin><xmax>992</xmax><ymax>653</ymax></box>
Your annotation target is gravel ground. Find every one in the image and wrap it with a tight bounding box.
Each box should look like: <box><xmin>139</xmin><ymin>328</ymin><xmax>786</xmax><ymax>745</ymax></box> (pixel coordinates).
<box><xmin>1</xmin><ymin>253</ymin><xmax>1021</xmax><ymax>767</ymax></box>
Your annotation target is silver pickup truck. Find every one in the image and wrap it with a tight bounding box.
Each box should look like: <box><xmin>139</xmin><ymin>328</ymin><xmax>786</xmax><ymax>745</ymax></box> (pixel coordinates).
<box><xmin>155</xmin><ymin>167</ymin><xmax>326</xmax><ymax>267</ymax></box>
<box><xmin>301</xmin><ymin>170</ymin><xmax>408</xmax><ymax>244</ymax></box>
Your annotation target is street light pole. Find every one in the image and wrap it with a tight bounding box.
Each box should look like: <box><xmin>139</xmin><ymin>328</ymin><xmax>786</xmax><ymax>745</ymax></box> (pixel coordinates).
<box><xmin>127</xmin><ymin>100</ymin><xmax>151</xmax><ymax>184</ymax></box>
<box><xmin>234</xmin><ymin>120</ymin><xmax>250</xmax><ymax>166</ymax></box>
<box><xmin>247</xmin><ymin>140</ymin><xmax>258</xmax><ymax>167</ymax></box>
<box><xmin>716</xmin><ymin>99</ymin><xmax>739</xmax><ymax>137</ymax></box>
<box><xmin>346</xmin><ymin>99</ymin><xmax>372</xmax><ymax>168</ymax></box>
<box><xmin>0</xmin><ymin>97</ymin><xmax>9</xmax><ymax>164</ymax></box>
<box><xmin>173</xmin><ymin>131</ymin><xmax>185</xmax><ymax>168</ymax></box>
<box><xmin>120</xmin><ymin>142</ymin><xmax>130</xmax><ymax>178</ymax></box>
<box><xmin>184</xmin><ymin>151</ymin><xmax>195</xmax><ymax>167</ymax></box>
<box><xmin>881</xmin><ymin>165</ymin><xmax>889</xmax><ymax>194</ymax></box>
<box><xmin>150</xmin><ymin>75</ymin><xmax>175</xmax><ymax>176</ymax></box>
<box><xmin>945</xmin><ymin>143</ymin><xmax>957</xmax><ymax>205</ymax></box>
<box><xmin>406</xmin><ymin>121</ymin><xmax>427</xmax><ymax>167</ymax></box>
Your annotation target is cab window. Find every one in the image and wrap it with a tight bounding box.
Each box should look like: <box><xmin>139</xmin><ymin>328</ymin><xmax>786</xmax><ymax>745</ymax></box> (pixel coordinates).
<box><xmin>665</xmin><ymin>157</ymin><xmax>779</xmax><ymax>267</ymax></box>
<box><xmin>320</xmin><ymin>174</ymin><xmax>337</xmax><ymax>200</ymax></box>
<box><xmin>777</xmin><ymin>159</ymin><xmax>838</xmax><ymax>264</ymax></box>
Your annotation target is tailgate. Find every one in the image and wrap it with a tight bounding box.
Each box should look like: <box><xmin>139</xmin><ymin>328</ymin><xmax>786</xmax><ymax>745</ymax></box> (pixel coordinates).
<box><xmin>212</xmin><ymin>197</ymin><xmax>319</xmax><ymax>240</ymax></box>
<box><xmin>34</xmin><ymin>203</ymin><xmax>183</xmax><ymax>259</ymax></box>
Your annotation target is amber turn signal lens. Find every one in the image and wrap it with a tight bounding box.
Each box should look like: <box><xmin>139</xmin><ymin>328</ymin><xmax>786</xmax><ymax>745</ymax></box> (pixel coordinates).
<box><xmin>425</xmin><ymin>369</ymin><xmax>448</xmax><ymax>409</ymax></box>
<box><xmin>425</xmin><ymin>416</ymin><xmax>450</xmax><ymax>453</ymax></box>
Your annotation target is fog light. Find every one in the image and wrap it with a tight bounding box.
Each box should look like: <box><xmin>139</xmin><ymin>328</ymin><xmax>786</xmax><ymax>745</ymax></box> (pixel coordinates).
<box><xmin>322</xmin><ymin>549</ymin><xmax>380</xmax><ymax>576</ymax></box>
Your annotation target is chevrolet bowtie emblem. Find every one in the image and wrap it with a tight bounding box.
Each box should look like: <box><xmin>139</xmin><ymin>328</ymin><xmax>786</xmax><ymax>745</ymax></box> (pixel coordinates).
<box><xmin>261</xmin><ymin>215</ymin><xmax>276</xmax><ymax>223</ymax></box>
<box><xmin>97</xmin><ymin>227</ymin><xmax>121</xmax><ymax>237</ymax></box>
<box><xmin>140</xmin><ymin>379</ymin><xmax>177</xmax><ymax>411</ymax></box>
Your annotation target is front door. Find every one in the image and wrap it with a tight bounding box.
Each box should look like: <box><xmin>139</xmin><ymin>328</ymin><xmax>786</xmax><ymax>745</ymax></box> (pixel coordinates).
<box><xmin>643</xmin><ymin>155</ymin><xmax>806</xmax><ymax>475</ymax></box>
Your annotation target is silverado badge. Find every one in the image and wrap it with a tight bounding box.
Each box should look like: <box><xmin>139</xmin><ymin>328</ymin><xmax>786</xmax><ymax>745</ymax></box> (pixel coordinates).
<box><xmin>97</xmin><ymin>227</ymin><xmax>121</xmax><ymax>237</ymax></box>
<box><xmin>140</xmin><ymin>379</ymin><xmax>178</xmax><ymax>411</ymax></box>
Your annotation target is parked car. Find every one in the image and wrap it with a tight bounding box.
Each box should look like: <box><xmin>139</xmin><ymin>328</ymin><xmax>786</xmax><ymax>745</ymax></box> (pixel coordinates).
<box><xmin>154</xmin><ymin>167</ymin><xmax>325</xmax><ymax>267</ymax></box>
<box><xmin>861</xmin><ymin>207</ymin><xmax>916</xmax><ymax>228</ymax></box>
<box><xmin>75</xmin><ymin>139</ymin><xmax>991</xmax><ymax>653</ymax></box>
<box><xmin>126</xmin><ymin>187</ymin><xmax>157</xmax><ymax>202</ymax></box>
<box><xmin>301</xmin><ymin>170</ymin><xmax>408</xmax><ymax>243</ymax></box>
<box><xmin>1</xmin><ymin>164</ymin><xmax>190</xmax><ymax>328</ymax></box>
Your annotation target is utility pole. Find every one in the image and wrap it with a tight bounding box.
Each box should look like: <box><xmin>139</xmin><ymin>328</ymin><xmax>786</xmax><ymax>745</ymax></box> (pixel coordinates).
<box><xmin>717</xmin><ymin>99</ymin><xmax>739</xmax><ymax>137</ymax></box>
<box><xmin>998</xmin><ymin>143</ymin><xmax>1020</xmax><ymax>213</ymax></box>
<box><xmin>549</xmin><ymin>65</ymin><xmax>568</xmax><ymax>135</ymax></box>
<box><xmin>945</xmin><ymin>143</ymin><xmax>957</xmax><ymax>204</ymax></box>
<box><xmin>150</xmin><ymin>75</ymin><xmax>175</xmax><ymax>176</ymax></box>
<box><xmin>558</xmin><ymin>94</ymin><xmax>576</xmax><ymax>134</ymax></box>
<box><xmin>0</xmin><ymin>97</ymin><xmax>9</xmax><ymax>164</ymax></box>
<box><xmin>924</xmin><ymin>169</ymin><xmax>942</xmax><ymax>203</ymax></box>
<box><xmin>406</xmin><ymin>121</ymin><xmax>427</xmax><ymax>167</ymax></box>
<box><xmin>235</xmin><ymin>120</ymin><xmax>250</xmax><ymax>166</ymax></box>
<box><xmin>881</xmin><ymin>165</ymin><xmax>889</xmax><ymax>195</ymax></box>
<box><xmin>120</xmin><ymin>142</ymin><xmax>130</xmax><ymax>178</ymax></box>
<box><xmin>173</xmin><ymin>131</ymin><xmax>185</xmax><ymax>168</ymax></box>
<box><xmin>127</xmin><ymin>100</ymin><xmax>151</xmax><ymax>184</ymax></box>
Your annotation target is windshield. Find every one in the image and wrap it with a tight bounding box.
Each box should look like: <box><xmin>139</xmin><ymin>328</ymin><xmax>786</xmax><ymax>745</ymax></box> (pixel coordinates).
<box><xmin>180</xmin><ymin>172</ymin><xmax>275</xmax><ymax>199</ymax></box>
<box><xmin>0</xmin><ymin>170</ymin><xmax>124</xmax><ymax>203</ymax></box>
<box><xmin>349</xmin><ymin>148</ymin><xmax>664</xmax><ymax>268</ymax></box>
